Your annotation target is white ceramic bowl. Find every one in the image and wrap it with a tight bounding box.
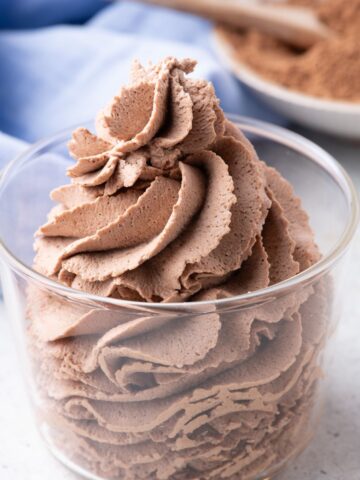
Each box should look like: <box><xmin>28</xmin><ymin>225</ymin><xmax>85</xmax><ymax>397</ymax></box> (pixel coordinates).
<box><xmin>213</xmin><ymin>29</ymin><xmax>360</xmax><ymax>140</ymax></box>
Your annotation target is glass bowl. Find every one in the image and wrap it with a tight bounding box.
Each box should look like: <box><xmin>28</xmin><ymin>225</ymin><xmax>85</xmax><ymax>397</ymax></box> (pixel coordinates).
<box><xmin>0</xmin><ymin>116</ymin><xmax>358</xmax><ymax>480</ymax></box>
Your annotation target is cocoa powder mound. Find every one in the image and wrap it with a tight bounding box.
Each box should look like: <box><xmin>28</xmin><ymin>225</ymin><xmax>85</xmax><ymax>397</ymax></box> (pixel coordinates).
<box><xmin>216</xmin><ymin>0</ymin><xmax>360</xmax><ymax>102</ymax></box>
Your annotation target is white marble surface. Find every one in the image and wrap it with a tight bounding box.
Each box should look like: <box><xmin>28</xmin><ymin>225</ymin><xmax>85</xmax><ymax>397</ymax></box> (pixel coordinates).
<box><xmin>0</xmin><ymin>130</ymin><xmax>359</xmax><ymax>480</ymax></box>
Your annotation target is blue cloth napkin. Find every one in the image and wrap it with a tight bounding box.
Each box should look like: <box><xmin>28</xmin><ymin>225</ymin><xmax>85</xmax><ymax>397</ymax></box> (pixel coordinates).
<box><xmin>0</xmin><ymin>0</ymin><xmax>284</xmax><ymax>167</ymax></box>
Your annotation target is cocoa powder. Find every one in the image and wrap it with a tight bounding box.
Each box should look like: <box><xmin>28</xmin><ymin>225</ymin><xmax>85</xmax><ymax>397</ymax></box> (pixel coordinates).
<box><xmin>216</xmin><ymin>0</ymin><xmax>360</xmax><ymax>102</ymax></box>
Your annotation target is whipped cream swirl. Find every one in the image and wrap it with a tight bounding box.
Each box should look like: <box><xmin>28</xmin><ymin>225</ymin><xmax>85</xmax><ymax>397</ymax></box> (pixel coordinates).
<box><xmin>28</xmin><ymin>57</ymin><xmax>328</xmax><ymax>480</ymax></box>
<box><xmin>34</xmin><ymin>57</ymin><xmax>318</xmax><ymax>303</ymax></box>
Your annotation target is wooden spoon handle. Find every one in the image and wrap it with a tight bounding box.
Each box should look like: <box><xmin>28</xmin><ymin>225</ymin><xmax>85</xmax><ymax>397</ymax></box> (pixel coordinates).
<box><xmin>141</xmin><ymin>0</ymin><xmax>331</xmax><ymax>48</ymax></box>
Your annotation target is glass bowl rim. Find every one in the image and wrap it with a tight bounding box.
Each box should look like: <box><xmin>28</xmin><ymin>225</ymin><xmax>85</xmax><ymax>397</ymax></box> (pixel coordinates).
<box><xmin>0</xmin><ymin>114</ymin><xmax>358</xmax><ymax>311</ymax></box>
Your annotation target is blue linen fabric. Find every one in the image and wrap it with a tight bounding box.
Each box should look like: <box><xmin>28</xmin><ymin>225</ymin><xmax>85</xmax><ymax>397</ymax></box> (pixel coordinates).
<box><xmin>0</xmin><ymin>0</ymin><xmax>285</xmax><ymax>168</ymax></box>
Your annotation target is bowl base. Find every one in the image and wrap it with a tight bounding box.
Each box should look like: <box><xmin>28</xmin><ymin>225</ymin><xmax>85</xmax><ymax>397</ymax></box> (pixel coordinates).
<box><xmin>40</xmin><ymin>422</ymin><xmax>313</xmax><ymax>480</ymax></box>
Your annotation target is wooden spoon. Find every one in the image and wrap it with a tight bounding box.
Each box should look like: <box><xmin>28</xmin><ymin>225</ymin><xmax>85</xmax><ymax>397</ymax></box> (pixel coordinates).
<box><xmin>139</xmin><ymin>0</ymin><xmax>332</xmax><ymax>48</ymax></box>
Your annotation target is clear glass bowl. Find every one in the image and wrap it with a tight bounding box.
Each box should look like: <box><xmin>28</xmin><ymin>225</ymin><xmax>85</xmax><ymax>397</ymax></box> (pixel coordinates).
<box><xmin>0</xmin><ymin>116</ymin><xmax>358</xmax><ymax>480</ymax></box>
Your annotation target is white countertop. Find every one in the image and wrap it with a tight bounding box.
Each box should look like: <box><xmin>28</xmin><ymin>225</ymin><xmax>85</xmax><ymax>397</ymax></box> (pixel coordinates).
<box><xmin>0</xmin><ymin>128</ymin><xmax>359</xmax><ymax>480</ymax></box>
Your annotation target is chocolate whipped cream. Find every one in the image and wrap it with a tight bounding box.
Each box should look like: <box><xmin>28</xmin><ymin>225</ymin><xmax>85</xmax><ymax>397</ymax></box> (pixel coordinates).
<box><xmin>28</xmin><ymin>57</ymin><xmax>328</xmax><ymax>480</ymax></box>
